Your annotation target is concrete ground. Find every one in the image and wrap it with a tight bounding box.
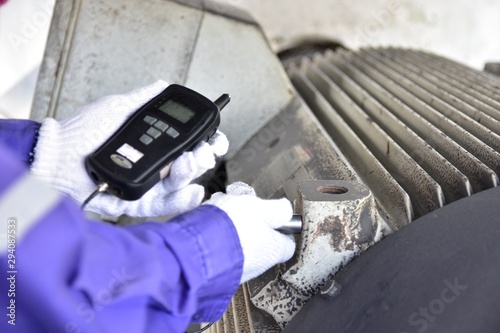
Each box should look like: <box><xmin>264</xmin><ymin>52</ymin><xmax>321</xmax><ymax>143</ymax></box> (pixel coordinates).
<box><xmin>1</xmin><ymin>0</ymin><xmax>499</xmax><ymax>119</ymax></box>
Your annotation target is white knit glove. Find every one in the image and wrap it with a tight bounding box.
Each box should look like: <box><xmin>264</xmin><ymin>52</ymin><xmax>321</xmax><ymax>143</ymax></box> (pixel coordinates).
<box><xmin>204</xmin><ymin>182</ymin><xmax>296</xmax><ymax>283</ymax></box>
<box><xmin>31</xmin><ymin>80</ymin><xmax>229</xmax><ymax>217</ymax></box>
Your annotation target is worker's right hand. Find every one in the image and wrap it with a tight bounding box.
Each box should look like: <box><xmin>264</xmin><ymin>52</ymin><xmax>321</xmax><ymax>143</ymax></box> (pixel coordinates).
<box><xmin>204</xmin><ymin>182</ymin><xmax>296</xmax><ymax>283</ymax></box>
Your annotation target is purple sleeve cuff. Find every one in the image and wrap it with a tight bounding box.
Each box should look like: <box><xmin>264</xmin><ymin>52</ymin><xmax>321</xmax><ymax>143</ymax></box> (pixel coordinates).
<box><xmin>0</xmin><ymin>119</ymin><xmax>41</xmax><ymax>165</ymax></box>
<box><xmin>123</xmin><ymin>205</ymin><xmax>244</xmax><ymax>322</ymax></box>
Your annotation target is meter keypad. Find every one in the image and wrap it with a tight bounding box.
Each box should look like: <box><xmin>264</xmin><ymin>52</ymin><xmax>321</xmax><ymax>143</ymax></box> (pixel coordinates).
<box><xmin>140</xmin><ymin>116</ymin><xmax>180</xmax><ymax>145</ymax></box>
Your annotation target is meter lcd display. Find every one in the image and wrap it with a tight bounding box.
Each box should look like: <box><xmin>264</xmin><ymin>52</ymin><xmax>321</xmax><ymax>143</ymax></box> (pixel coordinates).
<box><xmin>159</xmin><ymin>100</ymin><xmax>196</xmax><ymax>123</ymax></box>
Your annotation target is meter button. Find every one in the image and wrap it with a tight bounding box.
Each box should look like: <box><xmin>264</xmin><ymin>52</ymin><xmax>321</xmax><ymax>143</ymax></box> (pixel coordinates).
<box><xmin>166</xmin><ymin>127</ymin><xmax>180</xmax><ymax>138</ymax></box>
<box><xmin>143</xmin><ymin>115</ymin><xmax>157</xmax><ymax>125</ymax></box>
<box><xmin>139</xmin><ymin>134</ymin><xmax>154</xmax><ymax>145</ymax></box>
<box><xmin>153</xmin><ymin>120</ymin><xmax>169</xmax><ymax>132</ymax></box>
<box><xmin>146</xmin><ymin>127</ymin><xmax>162</xmax><ymax>139</ymax></box>
<box><xmin>110</xmin><ymin>154</ymin><xmax>133</xmax><ymax>169</ymax></box>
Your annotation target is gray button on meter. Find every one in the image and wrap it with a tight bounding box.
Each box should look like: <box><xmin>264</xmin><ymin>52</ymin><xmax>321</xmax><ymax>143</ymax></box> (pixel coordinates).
<box><xmin>146</xmin><ymin>127</ymin><xmax>162</xmax><ymax>139</ymax></box>
<box><xmin>139</xmin><ymin>134</ymin><xmax>153</xmax><ymax>145</ymax></box>
<box><xmin>166</xmin><ymin>127</ymin><xmax>180</xmax><ymax>138</ymax></box>
<box><xmin>153</xmin><ymin>120</ymin><xmax>169</xmax><ymax>132</ymax></box>
<box><xmin>143</xmin><ymin>115</ymin><xmax>157</xmax><ymax>125</ymax></box>
<box><xmin>110</xmin><ymin>154</ymin><xmax>133</xmax><ymax>169</ymax></box>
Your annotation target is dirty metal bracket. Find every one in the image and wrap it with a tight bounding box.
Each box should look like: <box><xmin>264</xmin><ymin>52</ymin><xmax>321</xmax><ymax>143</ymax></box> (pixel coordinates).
<box><xmin>248</xmin><ymin>179</ymin><xmax>386</xmax><ymax>328</ymax></box>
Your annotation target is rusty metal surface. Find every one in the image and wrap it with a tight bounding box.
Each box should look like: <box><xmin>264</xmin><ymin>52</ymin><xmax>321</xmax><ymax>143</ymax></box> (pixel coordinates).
<box><xmin>248</xmin><ymin>180</ymin><xmax>384</xmax><ymax>328</ymax></box>
<box><xmin>223</xmin><ymin>97</ymin><xmax>393</xmax><ymax>331</ymax></box>
<box><xmin>224</xmin><ymin>97</ymin><xmax>393</xmax><ymax>331</ymax></box>
<box><xmin>221</xmin><ymin>48</ymin><xmax>500</xmax><ymax>332</ymax></box>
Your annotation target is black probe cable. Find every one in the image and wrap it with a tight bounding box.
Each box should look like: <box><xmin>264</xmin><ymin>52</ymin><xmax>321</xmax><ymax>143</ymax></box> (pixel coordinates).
<box><xmin>185</xmin><ymin>322</ymin><xmax>214</xmax><ymax>333</ymax></box>
<box><xmin>80</xmin><ymin>183</ymin><xmax>109</xmax><ymax>210</ymax></box>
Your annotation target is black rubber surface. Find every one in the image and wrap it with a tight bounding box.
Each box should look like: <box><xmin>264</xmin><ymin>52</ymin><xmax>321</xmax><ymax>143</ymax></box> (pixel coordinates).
<box><xmin>284</xmin><ymin>186</ymin><xmax>500</xmax><ymax>333</ymax></box>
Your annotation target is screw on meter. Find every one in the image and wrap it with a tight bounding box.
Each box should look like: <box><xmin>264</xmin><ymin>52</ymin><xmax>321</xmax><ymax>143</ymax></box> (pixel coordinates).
<box><xmin>85</xmin><ymin>84</ymin><xmax>230</xmax><ymax>200</ymax></box>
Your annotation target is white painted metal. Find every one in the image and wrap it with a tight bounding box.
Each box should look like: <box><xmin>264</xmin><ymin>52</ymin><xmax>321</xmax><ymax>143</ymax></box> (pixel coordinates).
<box><xmin>31</xmin><ymin>0</ymin><xmax>294</xmax><ymax>158</ymax></box>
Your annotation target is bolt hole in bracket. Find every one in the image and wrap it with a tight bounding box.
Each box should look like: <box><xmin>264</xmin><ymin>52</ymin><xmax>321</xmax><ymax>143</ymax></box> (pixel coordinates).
<box><xmin>316</xmin><ymin>184</ymin><xmax>349</xmax><ymax>195</ymax></box>
<box><xmin>250</xmin><ymin>179</ymin><xmax>388</xmax><ymax>328</ymax></box>
<box><xmin>278</xmin><ymin>184</ymin><xmax>351</xmax><ymax>233</ymax></box>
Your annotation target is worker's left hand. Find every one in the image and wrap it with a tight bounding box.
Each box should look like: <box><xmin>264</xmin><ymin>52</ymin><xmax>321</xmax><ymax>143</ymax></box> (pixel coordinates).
<box><xmin>30</xmin><ymin>80</ymin><xmax>228</xmax><ymax>217</ymax></box>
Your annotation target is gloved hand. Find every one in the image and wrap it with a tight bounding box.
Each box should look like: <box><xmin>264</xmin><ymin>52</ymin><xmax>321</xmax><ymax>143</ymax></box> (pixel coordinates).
<box><xmin>204</xmin><ymin>182</ymin><xmax>296</xmax><ymax>283</ymax></box>
<box><xmin>31</xmin><ymin>80</ymin><xmax>229</xmax><ymax>217</ymax></box>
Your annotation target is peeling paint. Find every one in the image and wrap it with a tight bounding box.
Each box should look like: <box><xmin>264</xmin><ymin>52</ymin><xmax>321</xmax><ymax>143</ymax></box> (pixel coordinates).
<box><xmin>249</xmin><ymin>180</ymin><xmax>385</xmax><ymax>327</ymax></box>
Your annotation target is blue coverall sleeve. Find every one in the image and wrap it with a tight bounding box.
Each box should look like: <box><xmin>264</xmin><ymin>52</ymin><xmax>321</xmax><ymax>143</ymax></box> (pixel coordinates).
<box><xmin>0</xmin><ymin>124</ymin><xmax>243</xmax><ymax>333</ymax></box>
<box><xmin>0</xmin><ymin>119</ymin><xmax>41</xmax><ymax>165</ymax></box>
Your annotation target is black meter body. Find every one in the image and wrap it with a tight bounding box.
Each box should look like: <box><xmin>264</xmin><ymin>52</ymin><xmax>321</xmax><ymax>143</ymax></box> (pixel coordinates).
<box><xmin>85</xmin><ymin>84</ymin><xmax>229</xmax><ymax>201</ymax></box>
